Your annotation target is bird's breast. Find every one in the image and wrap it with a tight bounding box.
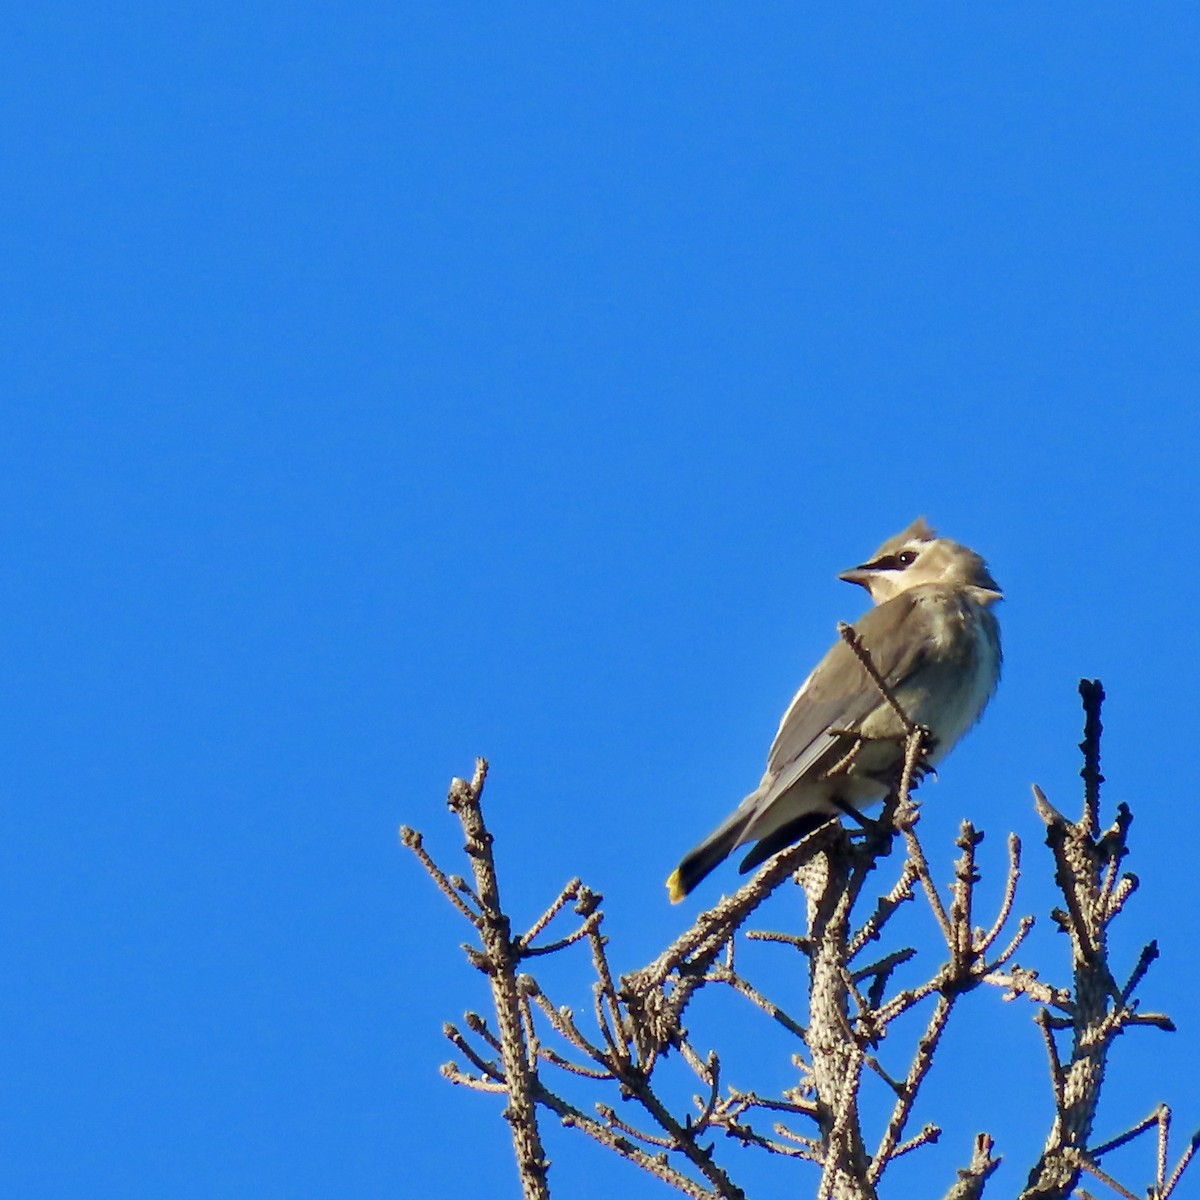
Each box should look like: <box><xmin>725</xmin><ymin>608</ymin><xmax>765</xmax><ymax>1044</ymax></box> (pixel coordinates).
<box><xmin>904</xmin><ymin>593</ymin><xmax>1001</xmax><ymax>764</ymax></box>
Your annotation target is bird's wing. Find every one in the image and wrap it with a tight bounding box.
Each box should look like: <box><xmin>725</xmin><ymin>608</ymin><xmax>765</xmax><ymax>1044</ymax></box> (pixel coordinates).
<box><xmin>760</xmin><ymin>593</ymin><xmax>929</xmax><ymax>804</ymax></box>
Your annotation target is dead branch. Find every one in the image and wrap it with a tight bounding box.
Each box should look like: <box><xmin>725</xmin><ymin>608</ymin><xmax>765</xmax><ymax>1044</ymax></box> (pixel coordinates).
<box><xmin>1016</xmin><ymin>681</ymin><xmax>1189</xmax><ymax>1200</ymax></box>
<box><xmin>404</xmin><ymin>677</ymin><xmax>1191</xmax><ymax>1200</ymax></box>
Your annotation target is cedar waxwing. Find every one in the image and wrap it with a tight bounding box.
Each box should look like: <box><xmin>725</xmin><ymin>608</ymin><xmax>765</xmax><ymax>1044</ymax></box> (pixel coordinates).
<box><xmin>666</xmin><ymin>518</ymin><xmax>1002</xmax><ymax>903</ymax></box>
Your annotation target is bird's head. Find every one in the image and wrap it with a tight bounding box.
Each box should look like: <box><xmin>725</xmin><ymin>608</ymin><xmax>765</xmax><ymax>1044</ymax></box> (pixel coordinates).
<box><xmin>837</xmin><ymin>518</ymin><xmax>1002</xmax><ymax>605</ymax></box>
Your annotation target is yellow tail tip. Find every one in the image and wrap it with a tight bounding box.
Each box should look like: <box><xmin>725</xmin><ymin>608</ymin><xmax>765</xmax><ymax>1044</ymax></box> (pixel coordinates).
<box><xmin>666</xmin><ymin>869</ymin><xmax>686</xmax><ymax>904</ymax></box>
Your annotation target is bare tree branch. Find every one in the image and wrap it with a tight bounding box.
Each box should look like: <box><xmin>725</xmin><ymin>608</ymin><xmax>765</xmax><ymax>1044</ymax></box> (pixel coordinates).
<box><xmin>405</xmin><ymin>678</ymin><xmax>1192</xmax><ymax>1200</ymax></box>
<box><xmin>446</xmin><ymin>760</ymin><xmax>551</xmax><ymax>1200</ymax></box>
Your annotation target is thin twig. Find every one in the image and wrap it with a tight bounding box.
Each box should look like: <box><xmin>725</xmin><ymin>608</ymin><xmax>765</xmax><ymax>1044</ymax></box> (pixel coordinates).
<box><xmin>540</xmin><ymin>1083</ymin><xmax>720</xmax><ymax>1199</ymax></box>
<box><xmin>400</xmin><ymin>826</ymin><xmax>483</xmax><ymax>925</ymax></box>
<box><xmin>837</xmin><ymin>622</ymin><xmax>918</xmax><ymax>735</ymax></box>
<box><xmin>977</xmin><ymin>834</ymin><xmax>1022</xmax><ymax>954</ymax></box>
<box><xmin>517</xmin><ymin>877</ymin><xmax>585</xmax><ymax>948</ymax></box>
<box><xmin>1162</xmin><ymin>1128</ymin><xmax>1200</xmax><ymax>1199</ymax></box>
<box><xmin>704</xmin><ymin>960</ymin><xmax>808</xmax><ymax>1040</ymax></box>
<box><xmin>869</xmin><ymin>995</ymin><xmax>954</xmax><ymax>1185</ymax></box>
<box><xmin>1063</xmin><ymin>1151</ymin><xmax>1140</xmax><ymax>1200</ymax></box>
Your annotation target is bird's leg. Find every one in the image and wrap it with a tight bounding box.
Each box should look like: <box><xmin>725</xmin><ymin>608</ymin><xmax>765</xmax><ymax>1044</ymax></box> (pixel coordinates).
<box><xmin>829</xmin><ymin>794</ymin><xmax>880</xmax><ymax>834</ymax></box>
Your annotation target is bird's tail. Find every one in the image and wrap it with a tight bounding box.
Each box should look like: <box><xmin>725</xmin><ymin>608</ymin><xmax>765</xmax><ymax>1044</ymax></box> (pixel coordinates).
<box><xmin>666</xmin><ymin>808</ymin><xmax>752</xmax><ymax>903</ymax></box>
<box><xmin>736</xmin><ymin>810</ymin><xmax>837</xmax><ymax>873</ymax></box>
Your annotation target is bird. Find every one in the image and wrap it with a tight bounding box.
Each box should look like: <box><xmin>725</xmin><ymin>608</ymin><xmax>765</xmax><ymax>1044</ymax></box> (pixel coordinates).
<box><xmin>666</xmin><ymin>518</ymin><xmax>1002</xmax><ymax>903</ymax></box>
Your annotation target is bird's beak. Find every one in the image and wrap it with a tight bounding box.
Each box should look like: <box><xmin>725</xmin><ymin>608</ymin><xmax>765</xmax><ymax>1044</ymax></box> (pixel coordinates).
<box><xmin>837</xmin><ymin>565</ymin><xmax>873</xmax><ymax>590</ymax></box>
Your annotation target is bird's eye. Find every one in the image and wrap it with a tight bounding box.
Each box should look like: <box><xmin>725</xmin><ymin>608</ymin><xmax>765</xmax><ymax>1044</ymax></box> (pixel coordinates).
<box><xmin>897</xmin><ymin>550</ymin><xmax>917</xmax><ymax>567</ymax></box>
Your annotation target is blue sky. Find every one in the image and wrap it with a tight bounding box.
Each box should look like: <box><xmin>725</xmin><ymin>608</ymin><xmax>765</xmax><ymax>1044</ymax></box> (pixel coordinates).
<box><xmin>2</xmin><ymin>4</ymin><xmax>1198</xmax><ymax>1198</ymax></box>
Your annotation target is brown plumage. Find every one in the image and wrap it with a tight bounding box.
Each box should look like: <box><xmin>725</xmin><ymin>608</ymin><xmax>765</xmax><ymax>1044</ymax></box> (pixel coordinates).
<box><xmin>667</xmin><ymin>519</ymin><xmax>1002</xmax><ymax>903</ymax></box>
